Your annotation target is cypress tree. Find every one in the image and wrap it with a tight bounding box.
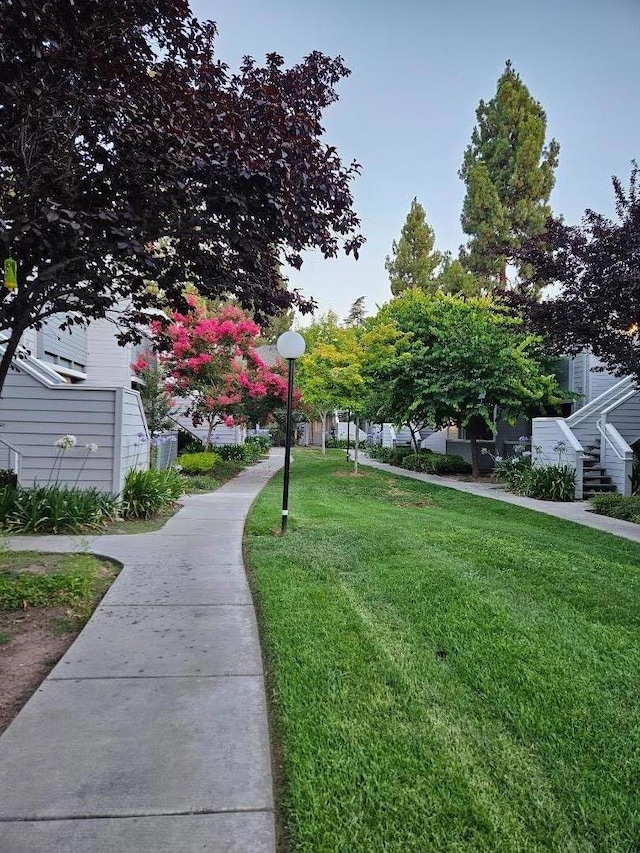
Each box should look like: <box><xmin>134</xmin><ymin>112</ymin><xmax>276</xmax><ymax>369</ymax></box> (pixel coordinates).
<box><xmin>459</xmin><ymin>60</ymin><xmax>560</xmax><ymax>286</ymax></box>
<box><xmin>385</xmin><ymin>198</ymin><xmax>441</xmax><ymax>295</ymax></box>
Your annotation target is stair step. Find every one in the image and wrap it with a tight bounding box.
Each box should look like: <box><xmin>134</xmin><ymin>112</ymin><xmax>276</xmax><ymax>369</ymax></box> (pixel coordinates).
<box><xmin>583</xmin><ymin>483</ymin><xmax>617</xmax><ymax>493</ymax></box>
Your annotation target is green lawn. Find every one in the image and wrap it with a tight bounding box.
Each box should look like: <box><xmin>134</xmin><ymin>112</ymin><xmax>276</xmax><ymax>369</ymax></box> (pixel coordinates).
<box><xmin>245</xmin><ymin>450</ymin><xmax>640</xmax><ymax>853</ymax></box>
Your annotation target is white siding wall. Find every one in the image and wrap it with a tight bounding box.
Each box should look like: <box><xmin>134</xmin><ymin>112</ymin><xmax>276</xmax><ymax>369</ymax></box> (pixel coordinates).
<box><xmin>421</xmin><ymin>427</ymin><xmax>448</xmax><ymax>453</ymax></box>
<box><xmin>445</xmin><ymin>439</ymin><xmax>495</xmax><ymax>471</ymax></box>
<box><xmin>570</xmin><ymin>352</ymin><xmax>620</xmax><ymax>409</ymax></box>
<box><xmin>601</xmin><ymin>451</ymin><xmax>632</xmax><ymax>497</ymax></box>
<box><xmin>38</xmin><ymin>317</ymin><xmax>88</xmax><ymax>372</ymax></box>
<box><xmin>589</xmin><ymin>357</ymin><xmax>621</xmax><ymax>401</ymax></box>
<box><xmin>18</xmin><ymin>328</ymin><xmax>38</xmax><ymax>358</ymax></box>
<box><xmin>570</xmin><ymin>353</ymin><xmax>588</xmax><ymax>409</ymax></box>
<box><xmin>606</xmin><ymin>393</ymin><xmax>640</xmax><ymax>448</ymax></box>
<box><xmin>531</xmin><ymin>418</ymin><xmax>584</xmax><ymax>499</ymax></box>
<box><xmin>116</xmin><ymin>389</ymin><xmax>150</xmax><ymax>494</ymax></box>
<box><xmin>382</xmin><ymin>424</ymin><xmax>395</xmax><ymax>448</ymax></box>
<box><xmin>0</xmin><ymin>369</ymin><xmax>117</xmax><ymax>492</ymax></box>
<box><xmin>85</xmin><ymin>317</ymin><xmax>135</xmax><ymax>387</ymax></box>
<box><xmin>336</xmin><ymin>421</ymin><xmax>367</xmax><ymax>442</ymax></box>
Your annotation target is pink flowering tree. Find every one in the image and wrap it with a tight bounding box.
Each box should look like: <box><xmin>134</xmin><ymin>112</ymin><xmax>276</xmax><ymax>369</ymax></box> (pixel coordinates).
<box><xmin>159</xmin><ymin>298</ymin><xmax>290</xmax><ymax>450</ymax></box>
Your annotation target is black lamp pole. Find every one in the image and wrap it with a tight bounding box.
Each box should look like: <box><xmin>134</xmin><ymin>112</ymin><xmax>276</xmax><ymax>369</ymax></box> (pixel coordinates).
<box><xmin>281</xmin><ymin>357</ymin><xmax>296</xmax><ymax>534</ymax></box>
<box><xmin>345</xmin><ymin>408</ymin><xmax>351</xmax><ymax>460</ymax></box>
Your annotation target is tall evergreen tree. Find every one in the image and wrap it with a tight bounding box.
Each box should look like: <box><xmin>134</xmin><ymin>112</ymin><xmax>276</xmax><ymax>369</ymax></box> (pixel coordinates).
<box><xmin>344</xmin><ymin>296</ymin><xmax>367</xmax><ymax>326</ymax></box>
<box><xmin>385</xmin><ymin>198</ymin><xmax>441</xmax><ymax>295</ymax></box>
<box><xmin>459</xmin><ymin>60</ymin><xmax>560</xmax><ymax>286</ymax></box>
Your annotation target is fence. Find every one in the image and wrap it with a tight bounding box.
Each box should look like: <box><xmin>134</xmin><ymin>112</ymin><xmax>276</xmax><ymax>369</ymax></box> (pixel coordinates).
<box><xmin>152</xmin><ymin>433</ymin><xmax>178</xmax><ymax>471</ymax></box>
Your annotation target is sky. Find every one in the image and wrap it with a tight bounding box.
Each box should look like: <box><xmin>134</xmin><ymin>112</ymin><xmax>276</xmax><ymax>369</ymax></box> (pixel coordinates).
<box><xmin>192</xmin><ymin>0</ymin><xmax>640</xmax><ymax>323</ymax></box>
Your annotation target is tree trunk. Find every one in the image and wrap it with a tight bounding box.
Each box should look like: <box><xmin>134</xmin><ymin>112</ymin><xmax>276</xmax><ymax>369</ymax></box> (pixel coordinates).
<box><xmin>320</xmin><ymin>411</ymin><xmax>327</xmax><ymax>454</ymax></box>
<box><xmin>469</xmin><ymin>430</ymin><xmax>480</xmax><ymax>478</ymax></box>
<box><xmin>0</xmin><ymin>327</ymin><xmax>26</xmax><ymax>400</ymax></box>
<box><xmin>204</xmin><ymin>420</ymin><xmax>214</xmax><ymax>453</ymax></box>
<box><xmin>409</xmin><ymin>421</ymin><xmax>422</xmax><ymax>452</ymax></box>
<box><xmin>498</xmin><ymin>259</ymin><xmax>507</xmax><ymax>289</ymax></box>
<box><xmin>354</xmin><ymin>415</ymin><xmax>359</xmax><ymax>474</ymax></box>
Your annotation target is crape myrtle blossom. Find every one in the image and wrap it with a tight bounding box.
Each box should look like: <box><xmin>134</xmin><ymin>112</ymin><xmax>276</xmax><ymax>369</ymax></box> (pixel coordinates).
<box><xmin>158</xmin><ymin>297</ymin><xmax>294</xmax><ymax>451</ymax></box>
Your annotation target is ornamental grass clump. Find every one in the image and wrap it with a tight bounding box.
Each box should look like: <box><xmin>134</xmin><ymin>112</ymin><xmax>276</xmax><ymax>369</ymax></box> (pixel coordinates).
<box><xmin>121</xmin><ymin>468</ymin><xmax>185</xmax><ymax>519</ymax></box>
<box><xmin>0</xmin><ymin>485</ymin><xmax>117</xmax><ymax>534</ymax></box>
<box><xmin>487</xmin><ymin>442</ymin><xmax>576</xmax><ymax>501</ymax></box>
<box><xmin>491</xmin><ymin>445</ymin><xmax>533</xmax><ymax>492</ymax></box>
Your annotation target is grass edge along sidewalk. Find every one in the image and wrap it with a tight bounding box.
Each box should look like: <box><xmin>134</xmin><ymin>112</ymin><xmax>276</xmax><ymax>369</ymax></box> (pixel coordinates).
<box><xmin>245</xmin><ymin>449</ymin><xmax>639</xmax><ymax>853</ymax></box>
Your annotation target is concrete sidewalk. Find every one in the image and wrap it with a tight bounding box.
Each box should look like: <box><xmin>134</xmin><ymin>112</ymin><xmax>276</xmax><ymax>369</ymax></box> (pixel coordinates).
<box><xmin>358</xmin><ymin>454</ymin><xmax>640</xmax><ymax>543</ymax></box>
<box><xmin>0</xmin><ymin>451</ymin><xmax>284</xmax><ymax>853</ymax></box>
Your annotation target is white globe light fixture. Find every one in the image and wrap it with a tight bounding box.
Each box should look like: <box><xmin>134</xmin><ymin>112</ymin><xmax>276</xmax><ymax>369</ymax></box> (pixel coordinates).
<box><xmin>276</xmin><ymin>331</ymin><xmax>306</xmax><ymax>533</ymax></box>
<box><xmin>276</xmin><ymin>330</ymin><xmax>306</xmax><ymax>360</ymax></box>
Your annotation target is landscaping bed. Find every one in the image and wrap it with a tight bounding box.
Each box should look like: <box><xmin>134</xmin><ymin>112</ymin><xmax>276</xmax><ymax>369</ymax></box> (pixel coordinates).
<box><xmin>0</xmin><ymin>551</ymin><xmax>119</xmax><ymax>733</ymax></box>
<box><xmin>245</xmin><ymin>449</ymin><xmax>639</xmax><ymax>852</ymax></box>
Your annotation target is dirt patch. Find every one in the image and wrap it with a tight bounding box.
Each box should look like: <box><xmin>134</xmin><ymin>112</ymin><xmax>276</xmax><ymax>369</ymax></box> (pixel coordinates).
<box><xmin>400</xmin><ymin>500</ymin><xmax>436</xmax><ymax>509</ymax></box>
<box><xmin>386</xmin><ymin>486</ymin><xmax>411</xmax><ymax>498</ymax></box>
<box><xmin>333</xmin><ymin>470</ymin><xmax>371</xmax><ymax>479</ymax></box>
<box><xmin>0</xmin><ymin>605</ymin><xmax>77</xmax><ymax>734</ymax></box>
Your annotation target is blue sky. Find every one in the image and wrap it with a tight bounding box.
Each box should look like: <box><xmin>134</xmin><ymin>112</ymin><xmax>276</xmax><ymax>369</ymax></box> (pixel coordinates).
<box><xmin>192</xmin><ymin>0</ymin><xmax>639</xmax><ymax>322</ymax></box>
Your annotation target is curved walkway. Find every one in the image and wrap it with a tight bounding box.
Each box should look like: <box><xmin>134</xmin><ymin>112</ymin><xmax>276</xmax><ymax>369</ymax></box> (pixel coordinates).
<box><xmin>358</xmin><ymin>454</ymin><xmax>640</xmax><ymax>543</ymax></box>
<box><xmin>0</xmin><ymin>451</ymin><xmax>284</xmax><ymax>853</ymax></box>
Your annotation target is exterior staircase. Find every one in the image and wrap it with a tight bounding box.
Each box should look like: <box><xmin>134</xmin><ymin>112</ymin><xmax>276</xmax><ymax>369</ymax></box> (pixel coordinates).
<box><xmin>581</xmin><ymin>442</ymin><xmax>617</xmax><ymax>499</ymax></box>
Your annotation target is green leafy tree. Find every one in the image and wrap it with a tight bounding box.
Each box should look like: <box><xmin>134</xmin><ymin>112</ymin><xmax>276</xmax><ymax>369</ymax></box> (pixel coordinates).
<box><xmin>365</xmin><ymin>291</ymin><xmax>564</xmax><ymax>476</ymax></box>
<box><xmin>297</xmin><ymin>316</ymin><xmax>365</xmax><ymax>462</ymax></box>
<box><xmin>385</xmin><ymin>198</ymin><xmax>442</xmax><ymax>296</ymax></box>
<box><xmin>459</xmin><ymin>60</ymin><xmax>560</xmax><ymax>286</ymax></box>
<box><xmin>436</xmin><ymin>253</ymin><xmax>485</xmax><ymax>297</ymax></box>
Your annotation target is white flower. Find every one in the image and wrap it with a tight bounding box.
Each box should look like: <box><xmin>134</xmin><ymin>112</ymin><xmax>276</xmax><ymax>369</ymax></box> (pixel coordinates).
<box><xmin>173</xmin><ymin>464</ymin><xmax>183</xmax><ymax>472</ymax></box>
<box><xmin>85</xmin><ymin>443</ymin><xmax>99</xmax><ymax>453</ymax></box>
<box><xmin>518</xmin><ymin>435</ymin><xmax>529</xmax><ymax>442</ymax></box>
<box><xmin>494</xmin><ymin>455</ymin><xmax>503</xmax><ymax>463</ymax></box>
<box><xmin>481</xmin><ymin>447</ymin><xmax>489</xmax><ymax>455</ymax></box>
<box><xmin>55</xmin><ymin>434</ymin><xmax>77</xmax><ymax>450</ymax></box>
<box><xmin>147</xmin><ymin>68</ymin><xmax>157</xmax><ymax>78</ymax></box>
<box><xmin>522</xmin><ymin>451</ymin><xmax>532</xmax><ymax>458</ymax></box>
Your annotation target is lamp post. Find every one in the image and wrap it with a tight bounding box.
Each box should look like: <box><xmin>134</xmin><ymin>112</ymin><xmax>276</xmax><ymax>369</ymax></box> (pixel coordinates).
<box><xmin>276</xmin><ymin>331</ymin><xmax>306</xmax><ymax>534</ymax></box>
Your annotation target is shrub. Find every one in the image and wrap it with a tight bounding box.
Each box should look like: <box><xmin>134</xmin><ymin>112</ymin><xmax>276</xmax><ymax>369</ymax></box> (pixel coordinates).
<box><xmin>325</xmin><ymin>437</ymin><xmax>351</xmax><ymax>449</ymax></box>
<box><xmin>401</xmin><ymin>452</ymin><xmax>471</xmax><ymax>475</ymax></box>
<box><xmin>366</xmin><ymin>445</ymin><xmax>418</xmax><ymax>465</ymax></box>
<box><xmin>0</xmin><ymin>485</ymin><xmax>117</xmax><ymax>533</ymax></box>
<box><xmin>215</xmin><ymin>443</ymin><xmax>248</xmax><ymax>462</ymax></box>
<box><xmin>214</xmin><ymin>443</ymin><xmax>263</xmax><ymax>464</ymax></box>
<box><xmin>121</xmin><ymin>468</ymin><xmax>185</xmax><ymax>519</ymax></box>
<box><xmin>177</xmin><ymin>432</ymin><xmax>204</xmax><ymax>454</ymax></box>
<box><xmin>245</xmin><ymin>435</ymin><xmax>271</xmax><ymax>453</ymax></box>
<box><xmin>177</xmin><ymin>451</ymin><xmax>221</xmax><ymax>476</ymax></box>
<box><xmin>0</xmin><ymin>469</ymin><xmax>17</xmax><ymax>489</ymax></box>
<box><xmin>631</xmin><ymin>459</ymin><xmax>640</xmax><ymax>496</ymax></box>
<box><xmin>590</xmin><ymin>493</ymin><xmax>640</xmax><ymax>523</ymax></box>
<box><xmin>520</xmin><ymin>464</ymin><xmax>576</xmax><ymax>501</ymax></box>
